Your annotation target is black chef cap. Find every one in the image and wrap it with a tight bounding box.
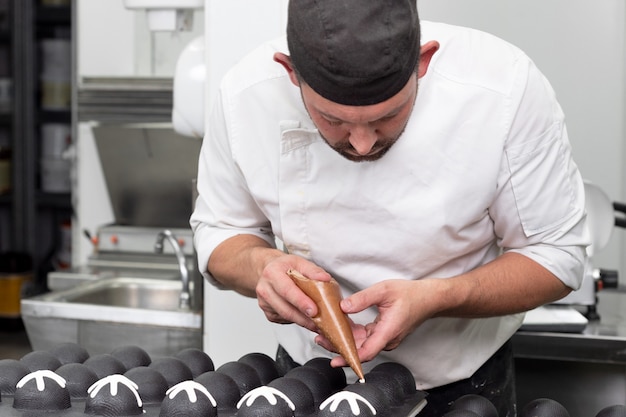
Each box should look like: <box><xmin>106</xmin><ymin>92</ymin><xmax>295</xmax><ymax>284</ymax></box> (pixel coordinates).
<box><xmin>286</xmin><ymin>0</ymin><xmax>421</xmax><ymax>106</ymax></box>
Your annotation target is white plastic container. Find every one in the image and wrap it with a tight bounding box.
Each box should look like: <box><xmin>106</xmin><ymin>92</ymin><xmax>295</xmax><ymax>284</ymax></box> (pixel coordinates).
<box><xmin>41</xmin><ymin>123</ymin><xmax>71</xmax><ymax>158</ymax></box>
<box><xmin>40</xmin><ymin>39</ymin><xmax>71</xmax><ymax>76</ymax></box>
<box><xmin>39</xmin><ymin>38</ymin><xmax>71</xmax><ymax>109</ymax></box>
<box><xmin>40</xmin><ymin>74</ymin><xmax>71</xmax><ymax>110</ymax></box>
<box><xmin>41</xmin><ymin>158</ymin><xmax>71</xmax><ymax>193</ymax></box>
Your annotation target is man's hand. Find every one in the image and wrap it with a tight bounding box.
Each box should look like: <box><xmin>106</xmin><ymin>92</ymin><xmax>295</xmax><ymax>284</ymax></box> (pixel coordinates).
<box><xmin>314</xmin><ymin>252</ymin><xmax>572</xmax><ymax>368</ymax></box>
<box><xmin>255</xmin><ymin>254</ymin><xmax>332</xmax><ymax>332</ymax></box>
<box><xmin>209</xmin><ymin>235</ymin><xmax>333</xmax><ymax>332</ymax></box>
<box><xmin>314</xmin><ymin>279</ymin><xmax>436</xmax><ymax>367</ymax></box>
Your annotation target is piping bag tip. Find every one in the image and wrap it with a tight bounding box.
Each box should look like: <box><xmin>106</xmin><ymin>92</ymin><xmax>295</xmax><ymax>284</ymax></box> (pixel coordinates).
<box><xmin>287</xmin><ymin>269</ymin><xmax>365</xmax><ymax>382</ymax></box>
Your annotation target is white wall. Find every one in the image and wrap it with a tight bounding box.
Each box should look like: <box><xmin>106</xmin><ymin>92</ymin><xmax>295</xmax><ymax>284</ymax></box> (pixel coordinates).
<box><xmin>201</xmin><ymin>0</ymin><xmax>288</xmax><ymax>367</ymax></box>
<box><xmin>77</xmin><ymin>0</ymin><xmax>204</xmax><ymax>77</ymax></box>
<box><xmin>419</xmin><ymin>0</ymin><xmax>626</xmax><ymax>277</ymax></box>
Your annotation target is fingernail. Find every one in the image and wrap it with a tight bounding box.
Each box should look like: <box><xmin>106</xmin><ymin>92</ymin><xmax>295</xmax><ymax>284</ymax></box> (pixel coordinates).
<box><xmin>305</xmin><ymin>308</ymin><xmax>313</xmax><ymax>317</ymax></box>
<box><xmin>341</xmin><ymin>299</ymin><xmax>352</xmax><ymax>311</ymax></box>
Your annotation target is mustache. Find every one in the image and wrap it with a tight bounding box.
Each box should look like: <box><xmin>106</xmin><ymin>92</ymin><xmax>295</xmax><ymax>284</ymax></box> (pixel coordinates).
<box><xmin>329</xmin><ymin>136</ymin><xmax>399</xmax><ymax>162</ymax></box>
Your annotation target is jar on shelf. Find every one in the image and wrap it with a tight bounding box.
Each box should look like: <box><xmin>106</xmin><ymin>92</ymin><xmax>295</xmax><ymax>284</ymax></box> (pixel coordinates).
<box><xmin>39</xmin><ymin>38</ymin><xmax>71</xmax><ymax>110</ymax></box>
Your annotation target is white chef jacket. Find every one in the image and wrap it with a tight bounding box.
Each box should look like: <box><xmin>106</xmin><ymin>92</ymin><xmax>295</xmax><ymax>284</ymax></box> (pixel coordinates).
<box><xmin>190</xmin><ymin>21</ymin><xmax>589</xmax><ymax>389</ymax></box>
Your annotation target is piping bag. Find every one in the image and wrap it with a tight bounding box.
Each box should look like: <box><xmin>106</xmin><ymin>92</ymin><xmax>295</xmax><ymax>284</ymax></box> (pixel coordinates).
<box><xmin>287</xmin><ymin>269</ymin><xmax>365</xmax><ymax>382</ymax></box>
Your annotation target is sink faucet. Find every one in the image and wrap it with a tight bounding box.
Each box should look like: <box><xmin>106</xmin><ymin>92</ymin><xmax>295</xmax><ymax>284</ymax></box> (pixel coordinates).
<box><xmin>155</xmin><ymin>229</ymin><xmax>191</xmax><ymax>309</ymax></box>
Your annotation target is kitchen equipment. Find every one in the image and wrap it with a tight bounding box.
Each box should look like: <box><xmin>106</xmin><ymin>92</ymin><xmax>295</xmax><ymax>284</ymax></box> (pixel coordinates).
<box><xmin>21</xmin><ymin>225</ymin><xmax>202</xmax><ymax>356</ymax></box>
<box><xmin>21</xmin><ymin>124</ymin><xmax>204</xmax><ymax>356</ymax></box>
<box><xmin>123</xmin><ymin>0</ymin><xmax>203</xmax><ymax>31</ymax></box>
<box><xmin>172</xmin><ymin>35</ymin><xmax>204</xmax><ymax>139</ymax></box>
<box><xmin>92</xmin><ymin>124</ymin><xmax>201</xmax><ymax>228</ymax></box>
<box><xmin>21</xmin><ymin>276</ymin><xmax>201</xmax><ymax>356</ymax></box>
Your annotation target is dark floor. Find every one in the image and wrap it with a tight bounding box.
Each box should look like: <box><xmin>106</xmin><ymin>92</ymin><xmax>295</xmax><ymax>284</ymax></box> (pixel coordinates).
<box><xmin>0</xmin><ymin>326</ymin><xmax>33</xmax><ymax>360</ymax></box>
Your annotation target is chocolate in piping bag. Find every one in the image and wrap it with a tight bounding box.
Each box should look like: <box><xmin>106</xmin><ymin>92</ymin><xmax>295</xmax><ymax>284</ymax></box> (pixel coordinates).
<box><xmin>287</xmin><ymin>269</ymin><xmax>365</xmax><ymax>382</ymax></box>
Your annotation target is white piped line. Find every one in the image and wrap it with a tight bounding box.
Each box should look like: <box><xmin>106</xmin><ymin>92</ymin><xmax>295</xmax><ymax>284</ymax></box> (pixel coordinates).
<box><xmin>319</xmin><ymin>391</ymin><xmax>377</xmax><ymax>415</ymax></box>
<box><xmin>87</xmin><ymin>374</ymin><xmax>143</xmax><ymax>408</ymax></box>
<box><xmin>237</xmin><ymin>386</ymin><xmax>296</xmax><ymax>411</ymax></box>
<box><xmin>166</xmin><ymin>381</ymin><xmax>217</xmax><ymax>407</ymax></box>
<box><xmin>16</xmin><ymin>370</ymin><xmax>67</xmax><ymax>392</ymax></box>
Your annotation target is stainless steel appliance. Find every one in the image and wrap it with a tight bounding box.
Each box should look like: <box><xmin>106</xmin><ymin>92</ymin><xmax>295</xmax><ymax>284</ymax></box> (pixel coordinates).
<box><xmin>22</xmin><ymin>124</ymin><xmax>204</xmax><ymax>357</ymax></box>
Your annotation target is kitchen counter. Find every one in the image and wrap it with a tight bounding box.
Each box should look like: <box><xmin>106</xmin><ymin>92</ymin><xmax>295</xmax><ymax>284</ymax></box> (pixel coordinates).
<box><xmin>511</xmin><ymin>288</ymin><xmax>626</xmax><ymax>416</ymax></box>
<box><xmin>512</xmin><ymin>287</ymin><xmax>626</xmax><ymax>364</ymax></box>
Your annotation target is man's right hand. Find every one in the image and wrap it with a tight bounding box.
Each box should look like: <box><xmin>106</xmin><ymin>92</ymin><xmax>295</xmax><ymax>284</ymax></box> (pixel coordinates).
<box><xmin>256</xmin><ymin>253</ymin><xmax>332</xmax><ymax>333</ymax></box>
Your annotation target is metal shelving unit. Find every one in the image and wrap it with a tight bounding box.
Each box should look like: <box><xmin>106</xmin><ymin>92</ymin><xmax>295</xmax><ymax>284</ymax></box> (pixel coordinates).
<box><xmin>3</xmin><ymin>0</ymin><xmax>72</xmax><ymax>285</ymax></box>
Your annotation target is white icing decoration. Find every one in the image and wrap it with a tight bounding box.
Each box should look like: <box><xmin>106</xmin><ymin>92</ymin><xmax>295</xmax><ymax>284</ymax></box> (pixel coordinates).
<box><xmin>166</xmin><ymin>381</ymin><xmax>217</xmax><ymax>407</ymax></box>
<box><xmin>87</xmin><ymin>374</ymin><xmax>143</xmax><ymax>407</ymax></box>
<box><xmin>236</xmin><ymin>386</ymin><xmax>296</xmax><ymax>411</ymax></box>
<box><xmin>319</xmin><ymin>391</ymin><xmax>377</xmax><ymax>415</ymax></box>
<box><xmin>16</xmin><ymin>370</ymin><xmax>67</xmax><ymax>392</ymax></box>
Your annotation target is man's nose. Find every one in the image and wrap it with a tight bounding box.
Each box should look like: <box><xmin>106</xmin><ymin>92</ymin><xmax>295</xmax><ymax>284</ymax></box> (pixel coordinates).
<box><xmin>348</xmin><ymin>125</ymin><xmax>378</xmax><ymax>155</ymax></box>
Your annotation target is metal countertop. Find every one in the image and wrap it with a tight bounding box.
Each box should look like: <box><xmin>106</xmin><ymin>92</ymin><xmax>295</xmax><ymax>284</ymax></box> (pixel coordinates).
<box><xmin>512</xmin><ymin>288</ymin><xmax>626</xmax><ymax>364</ymax></box>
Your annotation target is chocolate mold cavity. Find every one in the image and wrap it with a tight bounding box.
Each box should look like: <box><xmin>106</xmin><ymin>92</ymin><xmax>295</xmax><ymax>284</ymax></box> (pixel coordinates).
<box><xmin>111</xmin><ymin>345</ymin><xmax>152</xmax><ymax>370</ymax></box>
<box><xmin>194</xmin><ymin>371</ymin><xmax>241</xmax><ymax>412</ymax></box>
<box><xmin>124</xmin><ymin>366</ymin><xmax>169</xmax><ymax>404</ymax></box>
<box><xmin>238</xmin><ymin>352</ymin><xmax>280</xmax><ymax>385</ymax></box>
<box><xmin>216</xmin><ymin>361</ymin><xmax>262</xmax><ymax>397</ymax></box>
<box><xmin>175</xmin><ymin>348</ymin><xmax>214</xmax><ymax>379</ymax></box>
<box><xmin>85</xmin><ymin>374</ymin><xmax>143</xmax><ymax>416</ymax></box>
<box><xmin>149</xmin><ymin>357</ymin><xmax>193</xmax><ymax>389</ymax></box>
<box><xmin>84</xmin><ymin>354</ymin><xmax>127</xmax><ymax>380</ymax></box>
<box><xmin>20</xmin><ymin>350</ymin><xmax>62</xmax><ymax>372</ymax></box>
<box><xmin>268</xmin><ymin>376</ymin><xmax>316</xmax><ymax>416</ymax></box>
<box><xmin>0</xmin><ymin>359</ymin><xmax>30</xmax><ymax>395</ymax></box>
<box><xmin>13</xmin><ymin>370</ymin><xmax>71</xmax><ymax>411</ymax></box>
<box><xmin>55</xmin><ymin>363</ymin><xmax>99</xmax><ymax>399</ymax></box>
<box><xmin>159</xmin><ymin>380</ymin><xmax>217</xmax><ymax>417</ymax></box>
<box><xmin>48</xmin><ymin>342</ymin><xmax>90</xmax><ymax>365</ymax></box>
<box><xmin>236</xmin><ymin>386</ymin><xmax>295</xmax><ymax>417</ymax></box>
<box><xmin>319</xmin><ymin>390</ymin><xmax>377</xmax><ymax>417</ymax></box>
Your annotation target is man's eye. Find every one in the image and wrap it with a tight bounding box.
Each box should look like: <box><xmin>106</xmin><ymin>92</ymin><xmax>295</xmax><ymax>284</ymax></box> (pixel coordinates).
<box><xmin>325</xmin><ymin>119</ymin><xmax>343</xmax><ymax>127</ymax></box>
<box><xmin>378</xmin><ymin>114</ymin><xmax>397</xmax><ymax>123</ymax></box>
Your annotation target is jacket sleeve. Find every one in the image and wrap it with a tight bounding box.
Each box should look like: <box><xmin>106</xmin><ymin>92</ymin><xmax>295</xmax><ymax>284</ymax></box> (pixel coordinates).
<box><xmin>190</xmin><ymin>87</ymin><xmax>276</xmax><ymax>286</ymax></box>
<box><xmin>490</xmin><ymin>56</ymin><xmax>589</xmax><ymax>290</ymax></box>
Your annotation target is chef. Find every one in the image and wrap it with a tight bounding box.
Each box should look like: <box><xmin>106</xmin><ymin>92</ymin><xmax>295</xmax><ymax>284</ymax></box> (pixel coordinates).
<box><xmin>190</xmin><ymin>0</ymin><xmax>589</xmax><ymax>414</ymax></box>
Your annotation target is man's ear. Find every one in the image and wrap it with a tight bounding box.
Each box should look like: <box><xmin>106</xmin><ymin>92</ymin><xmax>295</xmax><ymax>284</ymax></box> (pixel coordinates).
<box><xmin>273</xmin><ymin>52</ymin><xmax>300</xmax><ymax>86</ymax></box>
<box><xmin>417</xmin><ymin>40</ymin><xmax>440</xmax><ymax>79</ymax></box>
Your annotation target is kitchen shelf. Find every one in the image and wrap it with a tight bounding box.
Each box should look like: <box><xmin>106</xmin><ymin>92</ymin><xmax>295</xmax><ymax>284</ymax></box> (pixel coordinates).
<box><xmin>35</xmin><ymin>5</ymin><xmax>70</xmax><ymax>26</ymax></box>
<box><xmin>2</xmin><ymin>0</ymin><xmax>74</xmax><ymax>285</ymax></box>
<box><xmin>36</xmin><ymin>191</ymin><xmax>71</xmax><ymax>209</ymax></box>
<box><xmin>38</xmin><ymin>109</ymin><xmax>71</xmax><ymax>124</ymax></box>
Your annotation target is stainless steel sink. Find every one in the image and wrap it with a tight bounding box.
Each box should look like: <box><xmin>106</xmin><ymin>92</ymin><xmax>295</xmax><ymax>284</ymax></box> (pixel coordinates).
<box><xmin>61</xmin><ymin>277</ymin><xmax>183</xmax><ymax>310</ymax></box>
<box><xmin>21</xmin><ymin>277</ymin><xmax>202</xmax><ymax>358</ymax></box>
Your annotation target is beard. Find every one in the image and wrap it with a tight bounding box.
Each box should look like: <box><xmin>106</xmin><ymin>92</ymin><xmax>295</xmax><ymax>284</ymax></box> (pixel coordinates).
<box><xmin>319</xmin><ymin>128</ymin><xmax>405</xmax><ymax>163</ymax></box>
